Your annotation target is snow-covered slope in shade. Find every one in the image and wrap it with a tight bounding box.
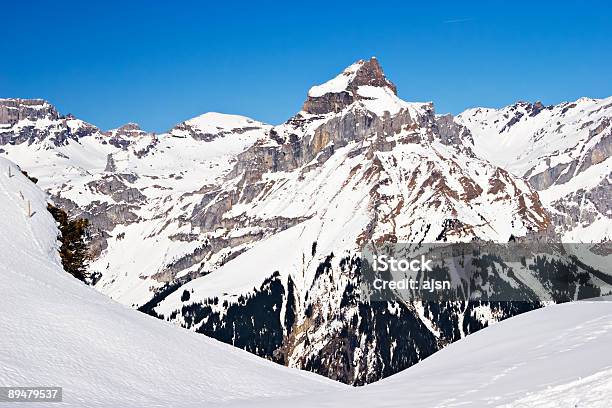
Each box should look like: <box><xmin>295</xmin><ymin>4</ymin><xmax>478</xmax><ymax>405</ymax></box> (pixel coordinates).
<box><xmin>457</xmin><ymin>97</ymin><xmax>612</xmax><ymax>241</ymax></box>
<box><xmin>0</xmin><ymin>157</ymin><xmax>341</xmax><ymax>407</ymax></box>
<box><xmin>238</xmin><ymin>299</ymin><xmax>612</xmax><ymax>408</ymax></box>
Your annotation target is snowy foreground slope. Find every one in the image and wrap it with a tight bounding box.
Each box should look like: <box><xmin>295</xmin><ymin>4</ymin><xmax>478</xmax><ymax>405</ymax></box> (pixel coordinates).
<box><xmin>0</xmin><ymin>157</ymin><xmax>341</xmax><ymax>407</ymax></box>
<box><xmin>1</xmin><ymin>157</ymin><xmax>612</xmax><ymax>407</ymax></box>
<box><xmin>243</xmin><ymin>300</ymin><xmax>612</xmax><ymax>408</ymax></box>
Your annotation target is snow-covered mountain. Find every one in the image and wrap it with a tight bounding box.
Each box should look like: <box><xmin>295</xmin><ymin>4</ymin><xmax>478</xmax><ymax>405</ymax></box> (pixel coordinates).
<box><xmin>2</xmin><ymin>155</ymin><xmax>611</xmax><ymax>407</ymax></box>
<box><xmin>0</xmin><ymin>156</ymin><xmax>341</xmax><ymax>407</ymax></box>
<box><xmin>457</xmin><ymin>97</ymin><xmax>612</xmax><ymax>242</ymax></box>
<box><xmin>1</xmin><ymin>59</ymin><xmax>610</xmax><ymax>385</ymax></box>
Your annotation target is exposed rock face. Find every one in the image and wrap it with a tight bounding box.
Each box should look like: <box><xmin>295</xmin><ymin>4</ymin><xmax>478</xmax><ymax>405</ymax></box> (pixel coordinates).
<box><xmin>87</xmin><ymin>174</ymin><xmax>145</xmax><ymax>204</ymax></box>
<box><xmin>104</xmin><ymin>154</ymin><xmax>117</xmax><ymax>172</ymax></box>
<box><xmin>527</xmin><ymin>131</ymin><xmax>611</xmax><ymax>191</ymax></box>
<box><xmin>350</xmin><ymin>58</ymin><xmax>398</xmax><ymax>94</ymax></box>
<box><xmin>549</xmin><ymin>176</ymin><xmax>612</xmax><ymax>230</ymax></box>
<box><xmin>302</xmin><ymin>57</ymin><xmax>397</xmax><ymax>115</ymax></box>
<box><xmin>104</xmin><ymin>123</ymin><xmax>148</xmax><ymax>139</ymax></box>
<box><xmin>0</xmin><ymin>98</ymin><xmax>59</xmax><ymax>124</ymax></box>
<box><xmin>51</xmin><ymin>173</ymin><xmax>145</xmax><ymax>259</ymax></box>
<box><xmin>435</xmin><ymin>114</ymin><xmax>475</xmax><ymax>149</ymax></box>
<box><xmin>302</xmin><ymin>92</ymin><xmax>354</xmax><ymax>115</ymax></box>
<box><xmin>230</xmin><ymin>106</ymin><xmax>427</xmax><ymax>181</ymax></box>
<box><xmin>0</xmin><ymin>98</ymin><xmax>98</xmax><ymax>146</ymax></box>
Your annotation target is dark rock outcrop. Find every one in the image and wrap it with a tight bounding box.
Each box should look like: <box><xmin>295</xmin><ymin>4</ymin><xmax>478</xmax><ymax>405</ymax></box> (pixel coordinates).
<box><xmin>302</xmin><ymin>57</ymin><xmax>397</xmax><ymax>115</ymax></box>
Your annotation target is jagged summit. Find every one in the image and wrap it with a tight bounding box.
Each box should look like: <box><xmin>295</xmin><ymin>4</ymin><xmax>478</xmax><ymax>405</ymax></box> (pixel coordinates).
<box><xmin>303</xmin><ymin>57</ymin><xmax>400</xmax><ymax>115</ymax></box>
<box><xmin>0</xmin><ymin>98</ymin><xmax>59</xmax><ymax>125</ymax></box>
<box><xmin>0</xmin><ymin>98</ymin><xmax>99</xmax><ymax>146</ymax></box>
<box><xmin>307</xmin><ymin>57</ymin><xmax>397</xmax><ymax>97</ymax></box>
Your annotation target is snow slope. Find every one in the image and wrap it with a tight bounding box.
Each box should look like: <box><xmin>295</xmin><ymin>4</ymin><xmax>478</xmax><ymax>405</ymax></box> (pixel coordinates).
<box><xmin>308</xmin><ymin>61</ymin><xmax>364</xmax><ymax>97</ymax></box>
<box><xmin>456</xmin><ymin>97</ymin><xmax>611</xmax><ymax>176</ymax></box>
<box><xmin>358</xmin><ymin>300</ymin><xmax>612</xmax><ymax>408</ymax></box>
<box><xmin>2</xmin><ymin>149</ymin><xmax>612</xmax><ymax>406</ymax></box>
<box><xmin>0</xmin><ymin>157</ymin><xmax>341</xmax><ymax>407</ymax></box>
<box><xmin>238</xmin><ymin>300</ymin><xmax>612</xmax><ymax>408</ymax></box>
<box><xmin>175</xmin><ymin>112</ymin><xmax>264</xmax><ymax>136</ymax></box>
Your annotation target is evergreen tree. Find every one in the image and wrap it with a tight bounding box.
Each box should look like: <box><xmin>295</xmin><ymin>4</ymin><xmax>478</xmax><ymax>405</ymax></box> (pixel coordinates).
<box><xmin>47</xmin><ymin>204</ymin><xmax>91</xmax><ymax>282</ymax></box>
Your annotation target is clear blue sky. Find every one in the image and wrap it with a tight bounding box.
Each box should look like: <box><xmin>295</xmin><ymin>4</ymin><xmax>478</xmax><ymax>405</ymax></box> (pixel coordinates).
<box><xmin>2</xmin><ymin>1</ymin><xmax>611</xmax><ymax>132</ymax></box>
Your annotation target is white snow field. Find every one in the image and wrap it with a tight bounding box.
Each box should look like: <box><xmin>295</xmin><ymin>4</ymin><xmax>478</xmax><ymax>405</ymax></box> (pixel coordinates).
<box><xmin>239</xmin><ymin>300</ymin><xmax>612</xmax><ymax>408</ymax></box>
<box><xmin>1</xmin><ymin>155</ymin><xmax>612</xmax><ymax>407</ymax></box>
<box><xmin>0</xmin><ymin>157</ymin><xmax>341</xmax><ymax>407</ymax></box>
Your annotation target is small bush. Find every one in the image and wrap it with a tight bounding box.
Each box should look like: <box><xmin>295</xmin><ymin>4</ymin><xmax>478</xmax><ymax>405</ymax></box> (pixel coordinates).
<box><xmin>20</xmin><ymin>169</ymin><xmax>38</xmax><ymax>184</ymax></box>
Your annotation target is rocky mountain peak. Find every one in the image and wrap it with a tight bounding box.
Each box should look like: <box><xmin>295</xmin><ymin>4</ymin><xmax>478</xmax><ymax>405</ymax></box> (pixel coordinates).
<box><xmin>0</xmin><ymin>98</ymin><xmax>59</xmax><ymax>125</ymax></box>
<box><xmin>103</xmin><ymin>122</ymin><xmax>148</xmax><ymax>139</ymax></box>
<box><xmin>117</xmin><ymin>122</ymin><xmax>142</xmax><ymax>132</ymax></box>
<box><xmin>302</xmin><ymin>57</ymin><xmax>398</xmax><ymax>115</ymax></box>
<box><xmin>0</xmin><ymin>99</ymin><xmax>100</xmax><ymax>146</ymax></box>
<box><xmin>348</xmin><ymin>57</ymin><xmax>397</xmax><ymax>95</ymax></box>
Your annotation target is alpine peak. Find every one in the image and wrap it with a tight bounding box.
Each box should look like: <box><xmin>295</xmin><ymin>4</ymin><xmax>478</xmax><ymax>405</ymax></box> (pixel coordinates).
<box><xmin>303</xmin><ymin>57</ymin><xmax>398</xmax><ymax>114</ymax></box>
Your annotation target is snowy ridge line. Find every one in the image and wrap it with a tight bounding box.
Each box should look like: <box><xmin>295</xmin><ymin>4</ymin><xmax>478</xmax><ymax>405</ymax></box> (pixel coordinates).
<box><xmin>457</xmin><ymin>95</ymin><xmax>612</xmax><ymax>242</ymax></box>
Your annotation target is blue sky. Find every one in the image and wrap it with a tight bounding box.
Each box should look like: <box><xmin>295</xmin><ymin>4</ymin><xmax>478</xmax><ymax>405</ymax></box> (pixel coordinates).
<box><xmin>2</xmin><ymin>1</ymin><xmax>611</xmax><ymax>132</ymax></box>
